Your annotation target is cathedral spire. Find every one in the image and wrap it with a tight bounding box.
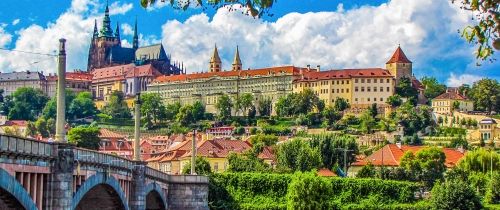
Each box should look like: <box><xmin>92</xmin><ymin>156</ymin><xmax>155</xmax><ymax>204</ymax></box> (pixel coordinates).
<box><xmin>100</xmin><ymin>0</ymin><xmax>114</xmax><ymax>37</ymax></box>
<box><xmin>93</xmin><ymin>19</ymin><xmax>98</xmax><ymax>38</ymax></box>
<box><xmin>133</xmin><ymin>17</ymin><xmax>139</xmax><ymax>50</ymax></box>
<box><xmin>115</xmin><ymin>22</ymin><xmax>121</xmax><ymax>45</ymax></box>
<box><xmin>209</xmin><ymin>44</ymin><xmax>222</xmax><ymax>72</ymax></box>
<box><xmin>232</xmin><ymin>45</ymin><xmax>242</xmax><ymax>71</ymax></box>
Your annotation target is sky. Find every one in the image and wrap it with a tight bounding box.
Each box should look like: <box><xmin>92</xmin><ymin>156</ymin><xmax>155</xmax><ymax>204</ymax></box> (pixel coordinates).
<box><xmin>0</xmin><ymin>0</ymin><xmax>498</xmax><ymax>86</ymax></box>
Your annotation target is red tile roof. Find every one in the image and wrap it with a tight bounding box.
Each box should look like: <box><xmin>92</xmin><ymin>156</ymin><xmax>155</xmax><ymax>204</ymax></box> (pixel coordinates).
<box><xmin>257</xmin><ymin>146</ymin><xmax>275</xmax><ymax>160</ymax></box>
<box><xmin>152</xmin><ymin>66</ymin><xmax>309</xmax><ymax>84</ymax></box>
<box><xmin>3</xmin><ymin>120</ymin><xmax>28</xmax><ymax>127</ymax></box>
<box><xmin>434</xmin><ymin>91</ymin><xmax>469</xmax><ymax>100</ymax></box>
<box><xmin>352</xmin><ymin>144</ymin><xmax>465</xmax><ymax>168</ymax></box>
<box><xmin>317</xmin><ymin>168</ymin><xmax>337</xmax><ymax>177</ymax></box>
<box><xmin>181</xmin><ymin>139</ymin><xmax>253</xmax><ymax>158</ymax></box>
<box><xmin>386</xmin><ymin>46</ymin><xmax>412</xmax><ymax>64</ymax></box>
<box><xmin>296</xmin><ymin>68</ymin><xmax>393</xmax><ymax>82</ymax></box>
<box><xmin>92</xmin><ymin>64</ymin><xmax>159</xmax><ymax>83</ymax></box>
<box><xmin>99</xmin><ymin>128</ymin><xmax>126</xmax><ymax>139</ymax></box>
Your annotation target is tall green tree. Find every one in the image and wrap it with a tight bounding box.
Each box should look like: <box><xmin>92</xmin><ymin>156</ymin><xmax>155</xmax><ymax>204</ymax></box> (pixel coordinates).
<box><xmin>333</xmin><ymin>97</ymin><xmax>350</xmax><ymax>112</ymax></box>
<box><xmin>140</xmin><ymin>92</ymin><xmax>167</xmax><ymax>126</ymax></box>
<box><xmin>322</xmin><ymin>105</ymin><xmax>342</xmax><ymax>127</ymax></box>
<box><xmin>421</xmin><ymin>76</ymin><xmax>446</xmax><ymax>99</ymax></box>
<box><xmin>359</xmin><ymin>111</ymin><xmax>377</xmax><ymax>134</ymax></box>
<box><xmin>181</xmin><ymin>157</ymin><xmax>212</xmax><ymax>175</ymax></box>
<box><xmin>431</xmin><ymin>179</ymin><xmax>482</xmax><ymax>210</ymax></box>
<box><xmin>165</xmin><ymin>102</ymin><xmax>182</xmax><ymax>121</ymax></box>
<box><xmin>191</xmin><ymin>101</ymin><xmax>206</xmax><ymax>121</ymax></box>
<box><xmin>9</xmin><ymin>87</ymin><xmax>49</xmax><ymax>121</ymax></box>
<box><xmin>102</xmin><ymin>91</ymin><xmax>132</xmax><ymax>119</ymax></box>
<box><xmin>68</xmin><ymin>126</ymin><xmax>101</xmax><ymax>150</ymax></box>
<box><xmin>386</xmin><ymin>94</ymin><xmax>403</xmax><ymax>107</ymax></box>
<box><xmin>42</xmin><ymin>89</ymin><xmax>76</xmax><ymax>120</ymax></box>
<box><xmin>235</xmin><ymin>93</ymin><xmax>253</xmax><ymax>116</ymax></box>
<box><xmin>216</xmin><ymin>94</ymin><xmax>233</xmax><ymax>121</ymax></box>
<box><xmin>176</xmin><ymin>104</ymin><xmax>195</xmax><ymax>125</ymax></box>
<box><xmin>35</xmin><ymin>118</ymin><xmax>49</xmax><ymax>138</ymax></box>
<box><xmin>277</xmin><ymin>138</ymin><xmax>322</xmax><ymax>172</ymax></box>
<box><xmin>470</xmin><ymin>78</ymin><xmax>499</xmax><ymax>113</ymax></box>
<box><xmin>457</xmin><ymin>148</ymin><xmax>499</xmax><ymax>173</ymax></box>
<box><xmin>286</xmin><ymin>172</ymin><xmax>332</xmax><ymax>210</ymax></box>
<box><xmin>257</xmin><ymin>98</ymin><xmax>272</xmax><ymax>117</ymax></box>
<box><xmin>309</xmin><ymin>134</ymin><xmax>359</xmax><ymax>171</ymax></box>
<box><xmin>400</xmin><ymin>147</ymin><xmax>446</xmax><ymax>186</ymax></box>
<box><xmin>68</xmin><ymin>91</ymin><xmax>97</xmax><ymax>120</ymax></box>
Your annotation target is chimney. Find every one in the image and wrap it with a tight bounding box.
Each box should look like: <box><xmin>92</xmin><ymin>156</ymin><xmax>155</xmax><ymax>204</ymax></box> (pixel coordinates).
<box><xmin>396</xmin><ymin>141</ymin><xmax>402</xmax><ymax>149</ymax></box>
<box><xmin>307</xmin><ymin>64</ymin><xmax>311</xmax><ymax>71</ymax></box>
<box><xmin>317</xmin><ymin>65</ymin><xmax>321</xmax><ymax>72</ymax></box>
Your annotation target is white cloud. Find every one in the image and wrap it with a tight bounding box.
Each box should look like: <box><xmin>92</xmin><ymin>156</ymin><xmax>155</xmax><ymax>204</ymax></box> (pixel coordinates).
<box><xmin>0</xmin><ymin>0</ymin><xmax>133</xmax><ymax>73</ymax></box>
<box><xmin>121</xmin><ymin>23</ymin><xmax>133</xmax><ymax>36</ymax></box>
<box><xmin>446</xmin><ymin>73</ymin><xmax>483</xmax><ymax>87</ymax></box>
<box><xmin>109</xmin><ymin>1</ymin><xmax>133</xmax><ymax>15</ymax></box>
<box><xmin>11</xmin><ymin>19</ymin><xmax>20</xmax><ymax>26</ymax></box>
<box><xmin>0</xmin><ymin>25</ymin><xmax>12</xmax><ymax>47</ymax></box>
<box><xmin>146</xmin><ymin>1</ymin><xmax>169</xmax><ymax>11</ymax></box>
<box><xmin>160</xmin><ymin>0</ymin><xmax>473</xmax><ymax>73</ymax></box>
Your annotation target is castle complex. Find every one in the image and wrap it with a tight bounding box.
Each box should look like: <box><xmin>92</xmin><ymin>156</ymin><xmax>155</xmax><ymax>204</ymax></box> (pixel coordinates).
<box><xmin>147</xmin><ymin>45</ymin><xmax>423</xmax><ymax>115</ymax></box>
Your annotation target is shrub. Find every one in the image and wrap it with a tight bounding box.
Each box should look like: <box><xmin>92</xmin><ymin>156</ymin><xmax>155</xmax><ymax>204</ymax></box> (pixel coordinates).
<box><xmin>431</xmin><ymin>179</ymin><xmax>482</xmax><ymax>210</ymax></box>
<box><xmin>485</xmin><ymin>172</ymin><xmax>500</xmax><ymax>204</ymax></box>
<box><xmin>286</xmin><ymin>172</ymin><xmax>332</xmax><ymax>210</ymax></box>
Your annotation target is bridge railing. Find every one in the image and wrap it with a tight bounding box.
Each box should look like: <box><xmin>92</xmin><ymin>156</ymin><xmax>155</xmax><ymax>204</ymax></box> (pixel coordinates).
<box><xmin>0</xmin><ymin>135</ymin><xmax>52</xmax><ymax>158</ymax></box>
<box><xmin>145</xmin><ymin>166</ymin><xmax>170</xmax><ymax>181</ymax></box>
<box><xmin>73</xmin><ymin>147</ymin><xmax>134</xmax><ymax>170</ymax></box>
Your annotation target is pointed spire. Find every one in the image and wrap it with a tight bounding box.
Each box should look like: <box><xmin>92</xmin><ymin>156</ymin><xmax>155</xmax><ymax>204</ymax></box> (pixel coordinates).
<box><xmin>232</xmin><ymin>45</ymin><xmax>242</xmax><ymax>71</ymax></box>
<box><xmin>133</xmin><ymin>16</ymin><xmax>139</xmax><ymax>50</ymax></box>
<box><xmin>210</xmin><ymin>44</ymin><xmax>221</xmax><ymax>63</ymax></box>
<box><xmin>386</xmin><ymin>45</ymin><xmax>412</xmax><ymax>64</ymax></box>
<box><xmin>115</xmin><ymin>22</ymin><xmax>121</xmax><ymax>45</ymax></box>
<box><xmin>100</xmin><ymin>0</ymin><xmax>113</xmax><ymax>37</ymax></box>
<box><xmin>93</xmin><ymin>19</ymin><xmax>98</xmax><ymax>38</ymax></box>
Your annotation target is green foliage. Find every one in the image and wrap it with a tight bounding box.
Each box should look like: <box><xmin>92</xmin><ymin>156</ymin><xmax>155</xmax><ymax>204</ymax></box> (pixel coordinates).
<box><xmin>249</xmin><ymin>134</ymin><xmax>278</xmax><ymax>146</ymax></box>
<box><xmin>485</xmin><ymin>172</ymin><xmax>500</xmax><ymax>204</ymax></box>
<box><xmin>42</xmin><ymin>89</ymin><xmax>76</xmax><ymax>120</ymax></box>
<box><xmin>286</xmin><ymin>172</ymin><xmax>332</xmax><ymax>210</ymax></box>
<box><xmin>276</xmin><ymin>138</ymin><xmax>322</xmax><ymax>172</ymax></box>
<box><xmin>457</xmin><ymin>148</ymin><xmax>499</xmax><ymax>173</ymax></box>
<box><xmin>216</xmin><ymin>94</ymin><xmax>233</xmax><ymax>121</ymax></box>
<box><xmin>140</xmin><ymin>93</ymin><xmax>167</xmax><ymax>126</ymax></box>
<box><xmin>386</xmin><ymin>94</ymin><xmax>403</xmax><ymax>107</ymax></box>
<box><xmin>276</xmin><ymin>89</ymin><xmax>322</xmax><ymax>117</ymax></box>
<box><xmin>257</xmin><ymin>98</ymin><xmax>272</xmax><ymax>117</ymax></box>
<box><xmin>359</xmin><ymin>110</ymin><xmax>377</xmax><ymax>134</ymax></box>
<box><xmin>235</xmin><ymin>93</ymin><xmax>254</xmax><ymax>116</ymax></box>
<box><xmin>35</xmin><ymin>118</ymin><xmax>49</xmax><ymax>138</ymax></box>
<box><xmin>227</xmin><ymin>152</ymin><xmax>272</xmax><ymax>173</ymax></box>
<box><xmin>182</xmin><ymin>157</ymin><xmax>212</xmax><ymax>175</ymax></box>
<box><xmin>25</xmin><ymin>121</ymin><xmax>37</xmax><ymax>137</ymax></box>
<box><xmin>333</xmin><ymin>97</ymin><xmax>350</xmax><ymax>112</ymax></box>
<box><xmin>8</xmin><ymin>87</ymin><xmax>49</xmax><ymax>121</ymax></box>
<box><xmin>309</xmin><ymin>133</ymin><xmax>359</xmax><ymax>171</ymax></box>
<box><xmin>261</xmin><ymin>125</ymin><xmax>291</xmax><ymax>136</ymax></box>
<box><xmin>102</xmin><ymin>91</ymin><xmax>131</xmax><ymax>119</ymax></box>
<box><xmin>431</xmin><ymin>179</ymin><xmax>482</xmax><ymax>210</ymax></box>
<box><xmin>165</xmin><ymin>102</ymin><xmax>181</xmax><ymax>121</ymax></box>
<box><xmin>68</xmin><ymin>91</ymin><xmax>97</xmax><ymax>120</ymax></box>
<box><xmin>176</xmin><ymin>104</ymin><xmax>195</xmax><ymax>125</ymax></box>
<box><xmin>396</xmin><ymin>77</ymin><xmax>418</xmax><ymax>99</ymax></box>
<box><xmin>322</xmin><ymin>105</ymin><xmax>342</xmax><ymax>128</ymax></box>
<box><xmin>67</xmin><ymin>126</ymin><xmax>100</xmax><ymax>150</ymax></box>
<box><xmin>399</xmin><ymin>147</ymin><xmax>446</xmax><ymax>187</ymax></box>
<box><xmin>356</xmin><ymin>162</ymin><xmax>377</xmax><ymax>178</ymax></box>
<box><xmin>469</xmin><ymin>78</ymin><xmax>500</xmax><ymax>113</ymax></box>
<box><xmin>420</xmin><ymin>77</ymin><xmax>446</xmax><ymax>99</ymax></box>
<box><xmin>394</xmin><ymin>103</ymin><xmax>432</xmax><ymax>136</ymax></box>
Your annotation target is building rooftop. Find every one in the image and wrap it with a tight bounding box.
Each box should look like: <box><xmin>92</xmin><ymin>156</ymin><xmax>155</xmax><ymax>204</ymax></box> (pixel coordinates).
<box><xmin>434</xmin><ymin>91</ymin><xmax>469</xmax><ymax>100</ymax></box>
<box><xmin>0</xmin><ymin>71</ymin><xmax>46</xmax><ymax>82</ymax></box>
<box><xmin>296</xmin><ymin>68</ymin><xmax>393</xmax><ymax>82</ymax></box>
<box><xmin>386</xmin><ymin>46</ymin><xmax>412</xmax><ymax>64</ymax></box>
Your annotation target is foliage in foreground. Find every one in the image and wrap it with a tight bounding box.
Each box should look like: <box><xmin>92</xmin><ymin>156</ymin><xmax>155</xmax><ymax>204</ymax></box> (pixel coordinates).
<box><xmin>431</xmin><ymin>179</ymin><xmax>482</xmax><ymax>210</ymax></box>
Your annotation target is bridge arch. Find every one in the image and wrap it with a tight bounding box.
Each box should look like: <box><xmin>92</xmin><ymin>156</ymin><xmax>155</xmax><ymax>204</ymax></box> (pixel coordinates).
<box><xmin>145</xmin><ymin>183</ymin><xmax>167</xmax><ymax>210</ymax></box>
<box><xmin>0</xmin><ymin>168</ymin><xmax>37</xmax><ymax>210</ymax></box>
<box><xmin>72</xmin><ymin>173</ymin><xmax>129</xmax><ymax>210</ymax></box>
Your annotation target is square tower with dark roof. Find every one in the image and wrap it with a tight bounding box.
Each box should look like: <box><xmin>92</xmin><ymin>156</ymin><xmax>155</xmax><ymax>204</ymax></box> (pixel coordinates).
<box><xmin>385</xmin><ymin>46</ymin><xmax>412</xmax><ymax>84</ymax></box>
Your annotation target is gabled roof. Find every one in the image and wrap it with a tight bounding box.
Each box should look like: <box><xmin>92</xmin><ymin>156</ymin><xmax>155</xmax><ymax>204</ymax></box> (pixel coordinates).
<box><xmin>99</xmin><ymin>128</ymin><xmax>126</xmax><ymax>139</ymax></box>
<box><xmin>92</xmin><ymin>64</ymin><xmax>158</xmax><ymax>83</ymax></box>
<box><xmin>434</xmin><ymin>91</ymin><xmax>469</xmax><ymax>100</ymax></box>
<box><xmin>386</xmin><ymin>46</ymin><xmax>412</xmax><ymax>64</ymax></box>
<box><xmin>2</xmin><ymin>120</ymin><xmax>28</xmax><ymax>127</ymax></box>
<box><xmin>181</xmin><ymin>139</ymin><xmax>252</xmax><ymax>158</ymax></box>
<box><xmin>0</xmin><ymin>71</ymin><xmax>45</xmax><ymax>82</ymax></box>
<box><xmin>257</xmin><ymin>146</ymin><xmax>275</xmax><ymax>160</ymax></box>
<box><xmin>317</xmin><ymin>168</ymin><xmax>337</xmax><ymax>177</ymax></box>
<box><xmin>135</xmin><ymin>44</ymin><xmax>167</xmax><ymax>61</ymax></box>
<box><xmin>352</xmin><ymin>144</ymin><xmax>465</xmax><ymax>168</ymax></box>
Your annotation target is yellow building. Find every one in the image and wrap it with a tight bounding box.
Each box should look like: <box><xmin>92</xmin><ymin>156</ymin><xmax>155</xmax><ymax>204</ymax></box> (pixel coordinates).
<box><xmin>431</xmin><ymin>89</ymin><xmax>473</xmax><ymax>114</ymax></box>
<box><xmin>91</xmin><ymin>63</ymin><xmax>161</xmax><ymax>109</ymax></box>
<box><xmin>468</xmin><ymin>118</ymin><xmax>499</xmax><ymax>144</ymax></box>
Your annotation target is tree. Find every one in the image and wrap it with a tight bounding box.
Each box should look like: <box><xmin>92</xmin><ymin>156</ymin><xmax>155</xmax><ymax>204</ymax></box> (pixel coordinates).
<box><xmin>438</xmin><ymin>116</ymin><xmax>443</xmax><ymax>126</ymax></box>
<box><xmin>67</xmin><ymin>126</ymin><xmax>100</xmax><ymax>150</ymax></box>
<box><xmin>356</xmin><ymin>162</ymin><xmax>377</xmax><ymax>178</ymax></box>
<box><xmin>333</xmin><ymin>97</ymin><xmax>350</xmax><ymax>112</ymax></box>
<box><xmin>276</xmin><ymin>138</ymin><xmax>322</xmax><ymax>172</ymax></box>
<box><xmin>140</xmin><ymin>0</ymin><xmax>276</xmax><ymax>18</ymax></box>
<box><xmin>249</xmin><ymin>134</ymin><xmax>278</xmax><ymax>146</ymax></box>
<box><xmin>470</xmin><ymin>78</ymin><xmax>500</xmax><ymax>113</ymax></box>
<box><xmin>485</xmin><ymin>172</ymin><xmax>500</xmax><ymax>204</ymax></box>
<box><xmin>181</xmin><ymin>157</ymin><xmax>212</xmax><ymax>175</ymax></box>
<box><xmin>400</xmin><ymin>147</ymin><xmax>446</xmax><ymax>186</ymax></box>
<box><xmin>192</xmin><ymin>101</ymin><xmax>206</xmax><ymax>121</ymax></box>
<box><xmin>322</xmin><ymin>105</ymin><xmax>341</xmax><ymax>128</ymax></box>
<box><xmin>309</xmin><ymin>134</ymin><xmax>358</xmax><ymax>171</ymax></box>
<box><xmin>0</xmin><ymin>95</ymin><xmax>13</xmax><ymax>116</ymax></box>
<box><xmin>445</xmin><ymin>115</ymin><xmax>449</xmax><ymax>125</ymax></box>
<box><xmin>257</xmin><ymin>98</ymin><xmax>272</xmax><ymax>117</ymax></box>
<box><xmin>452</xmin><ymin>0</ymin><xmax>499</xmax><ymax>61</ymax></box>
<box><xmin>42</xmin><ymin>89</ymin><xmax>76</xmax><ymax>120</ymax></box>
<box><xmin>215</xmin><ymin>94</ymin><xmax>233</xmax><ymax>121</ymax></box>
<box><xmin>102</xmin><ymin>91</ymin><xmax>132</xmax><ymax>119</ymax></box>
<box><xmin>46</xmin><ymin>118</ymin><xmax>56</xmax><ymax>135</ymax></box>
<box><xmin>227</xmin><ymin>151</ymin><xmax>271</xmax><ymax>173</ymax></box>
<box><xmin>35</xmin><ymin>118</ymin><xmax>49</xmax><ymax>138</ymax></box>
<box><xmin>460</xmin><ymin>117</ymin><xmax>467</xmax><ymax>127</ymax></box>
<box><xmin>396</xmin><ymin>77</ymin><xmax>418</xmax><ymax>99</ymax></box>
<box><xmin>140</xmin><ymin>93</ymin><xmax>167</xmax><ymax>126</ymax></box>
<box><xmin>165</xmin><ymin>102</ymin><xmax>182</xmax><ymax>121</ymax></box>
<box><xmin>421</xmin><ymin>76</ymin><xmax>447</xmax><ymax>99</ymax></box>
<box><xmin>176</xmin><ymin>104</ymin><xmax>195</xmax><ymax>125</ymax></box>
<box><xmin>431</xmin><ymin>179</ymin><xmax>482</xmax><ymax>210</ymax></box>
<box><xmin>368</xmin><ymin>103</ymin><xmax>378</xmax><ymax>118</ymax></box>
<box><xmin>68</xmin><ymin>91</ymin><xmax>97</xmax><ymax>120</ymax></box>
<box><xmin>457</xmin><ymin>148</ymin><xmax>499</xmax><ymax>173</ymax></box>
<box><xmin>25</xmin><ymin>121</ymin><xmax>37</xmax><ymax>137</ymax></box>
<box><xmin>386</xmin><ymin>94</ymin><xmax>403</xmax><ymax>107</ymax></box>
<box><xmin>235</xmin><ymin>93</ymin><xmax>253</xmax><ymax>116</ymax></box>
<box><xmin>286</xmin><ymin>172</ymin><xmax>332</xmax><ymax>210</ymax></box>
<box><xmin>359</xmin><ymin>111</ymin><xmax>376</xmax><ymax>134</ymax></box>
<box><xmin>9</xmin><ymin>87</ymin><xmax>49</xmax><ymax>121</ymax></box>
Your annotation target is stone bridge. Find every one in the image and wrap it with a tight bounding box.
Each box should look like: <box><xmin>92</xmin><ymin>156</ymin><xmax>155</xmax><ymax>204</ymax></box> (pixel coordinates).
<box><xmin>0</xmin><ymin>134</ymin><xmax>209</xmax><ymax>210</ymax></box>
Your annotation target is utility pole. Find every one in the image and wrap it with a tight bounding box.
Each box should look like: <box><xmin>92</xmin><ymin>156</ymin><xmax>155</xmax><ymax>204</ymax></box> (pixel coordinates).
<box><xmin>133</xmin><ymin>93</ymin><xmax>141</xmax><ymax>161</ymax></box>
<box><xmin>55</xmin><ymin>38</ymin><xmax>66</xmax><ymax>142</ymax></box>
<box><xmin>191</xmin><ymin>129</ymin><xmax>197</xmax><ymax>175</ymax></box>
<box><xmin>333</xmin><ymin>146</ymin><xmax>354</xmax><ymax>176</ymax></box>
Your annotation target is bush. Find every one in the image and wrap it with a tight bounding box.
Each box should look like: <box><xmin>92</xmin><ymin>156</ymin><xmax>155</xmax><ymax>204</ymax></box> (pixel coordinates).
<box><xmin>485</xmin><ymin>172</ymin><xmax>500</xmax><ymax>204</ymax></box>
<box><xmin>431</xmin><ymin>179</ymin><xmax>482</xmax><ymax>210</ymax></box>
<box><xmin>286</xmin><ymin>172</ymin><xmax>332</xmax><ymax>210</ymax></box>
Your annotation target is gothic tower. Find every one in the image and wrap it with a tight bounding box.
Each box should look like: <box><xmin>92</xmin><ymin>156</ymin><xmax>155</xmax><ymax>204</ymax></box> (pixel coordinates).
<box><xmin>385</xmin><ymin>45</ymin><xmax>412</xmax><ymax>84</ymax></box>
<box><xmin>232</xmin><ymin>46</ymin><xmax>242</xmax><ymax>71</ymax></box>
<box><xmin>133</xmin><ymin>18</ymin><xmax>139</xmax><ymax>50</ymax></box>
<box><xmin>209</xmin><ymin>44</ymin><xmax>222</xmax><ymax>73</ymax></box>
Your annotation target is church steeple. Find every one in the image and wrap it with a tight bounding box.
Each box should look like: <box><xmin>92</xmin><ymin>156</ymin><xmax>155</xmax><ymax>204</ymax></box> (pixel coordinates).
<box><xmin>93</xmin><ymin>19</ymin><xmax>98</xmax><ymax>39</ymax></box>
<box><xmin>133</xmin><ymin>17</ymin><xmax>139</xmax><ymax>50</ymax></box>
<box><xmin>232</xmin><ymin>45</ymin><xmax>242</xmax><ymax>71</ymax></box>
<box><xmin>115</xmin><ymin>22</ymin><xmax>121</xmax><ymax>45</ymax></box>
<box><xmin>209</xmin><ymin>44</ymin><xmax>222</xmax><ymax>72</ymax></box>
<box><xmin>100</xmin><ymin>0</ymin><xmax>114</xmax><ymax>37</ymax></box>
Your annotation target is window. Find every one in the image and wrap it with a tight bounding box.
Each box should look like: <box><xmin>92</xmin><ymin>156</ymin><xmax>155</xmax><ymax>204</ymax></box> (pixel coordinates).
<box><xmin>368</xmin><ymin>98</ymin><xmax>371</xmax><ymax>101</ymax></box>
<box><xmin>346</xmin><ymin>89</ymin><xmax>349</xmax><ymax>93</ymax></box>
<box><xmin>380</xmin><ymin>87</ymin><xmax>383</xmax><ymax>92</ymax></box>
<box><xmin>367</xmin><ymin>87</ymin><xmax>371</xmax><ymax>92</ymax></box>
<box><xmin>361</xmin><ymin>87</ymin><xmax>365</xmax><ymax>92</ymax></box>
<box><xmin>380</xmin><ymin>98</ymin><xmax>383</xmax><ymax>102</ymax></box>
<box><xmin>337</xmin><ymin>81</ymin><xmax>340</xmax><ymax>85</ymax></box>
<box><xmin>347</xmin><ymin>81</ymin><xmax>350</xmax><ymax>84</ymax></box>
<box><xmin>387</xmin><ymin>87</ymin><xmax>390</xmax><ymax>92</ymax></box>
<box><xmin>374</xmin><ymin>98</ymin><xmax>377</xmax><ymax>101</ymax></box>
<box><xmin>355</xmin><ymin>87</ymin><xmax>359</xmax><ymax>92</ymax></box>
<box><xmin>380</xmin><ymin>79</ymin><xmax>383</xmax><ymax>83</ymax></box>
<box><xmin>361</xmin><ymin>79</ymin><xmax>365</xmax><ymax>83</ymax></box>
<box><xmin>341</xmin><ymin>89</ymin><xmax>344</xmax><ymax>93</ymax></box>
<box><xmin>387</xmin><ymin>79</ymin><xmax>390</xmax><ymax>83</ymax></box>
<box><xmin>374</xmin><ymin>79</ymin><xmax>377</xmax><ymax>83</ymax></box>
<box><xmin>332</xmin><ymin>89</ymin><xmax>335</xmax><ymax>93</ymax></box>
<box><xmin>337</xmin><ymin>89</ymin><xmax>339</xmax><ymax>93</ymax></box>
<box><xmin>341</xmin><ymin>81</ymin><xmax>344</xmax><ymax>84</ymax></box>
<box><xmin>355</xmin><ymin>98</ymin><xmax>358</xmax><ymax>102</ymax></box>
<box><xmin>355</xmin><ymin>79</ymin><xmax>358</xmax><ymax>83</ymax></box>
<box><xmin>374</xmin><ymin>87</ymin><xmax>377</xmax><ymax>92</ymax></box>
<box><xmin>367</xmin><ymin>79</ymin><xmax>371</xmax><ymax>83</ymax></box>
<box><xmin>214</xmin><ymin>163</ymin><xmax>219</xmax><ymax>171</ymax></box>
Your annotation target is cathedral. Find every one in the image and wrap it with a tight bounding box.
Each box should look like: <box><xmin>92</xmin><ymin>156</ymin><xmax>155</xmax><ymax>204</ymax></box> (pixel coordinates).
<box><xmin>86</xmin><ymin>3</ymin><xmax>185</xmax><ymax>75</ymax></box>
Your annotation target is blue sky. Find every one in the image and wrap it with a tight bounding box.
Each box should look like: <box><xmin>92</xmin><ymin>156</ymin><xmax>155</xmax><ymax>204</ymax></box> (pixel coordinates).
<box><xmin>0</xmin><ymin>0</ymin><xmax>498</xmax><ymax>86</ymax></box>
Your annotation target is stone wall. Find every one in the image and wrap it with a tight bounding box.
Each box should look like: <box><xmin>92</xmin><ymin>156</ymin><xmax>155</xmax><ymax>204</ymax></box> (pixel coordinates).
<box><xmin>167</xmin><ymin>175</ymin><xmax>209</xmax><ymax>210</ymax></box>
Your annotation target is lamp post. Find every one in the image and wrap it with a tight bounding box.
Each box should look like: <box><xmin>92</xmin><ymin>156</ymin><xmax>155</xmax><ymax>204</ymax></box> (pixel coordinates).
<box><xmin>134</xmin><ymin>93</ymin><xmax>141</xmax><ymax>161</ymax></box>
<box><xmin>55</xmin><ymin>38</ymin><xmax>66</xmax><ymax>142</ymax></box>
